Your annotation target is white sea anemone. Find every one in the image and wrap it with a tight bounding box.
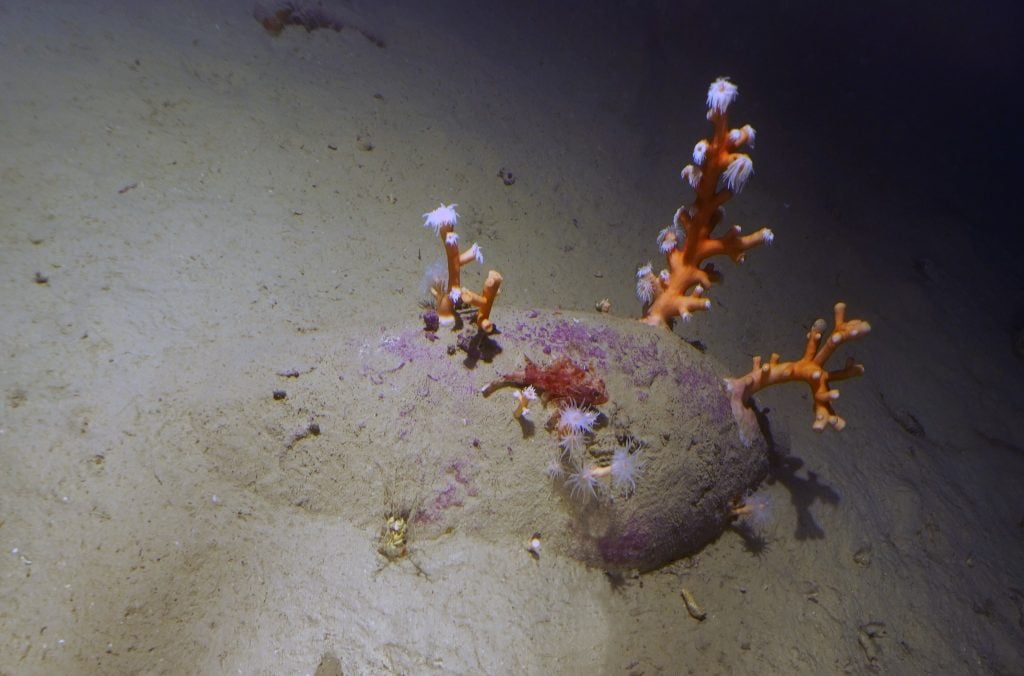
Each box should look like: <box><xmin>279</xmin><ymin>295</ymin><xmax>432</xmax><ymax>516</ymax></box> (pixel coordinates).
<box><xmin>722</xmin><ymin>155</ymin><xmax>754</xmax><ymax>192</ymax></box>
<box><xmin>445</xmin><ymin>231</ymin><xmax>459</xmax><ymax>246</ymax></box>
<box><xmin>419</xmin><ymin>258</ymin><xmax>448</xmax><ymax>300</ymax></box>
<box><xmin>707</xmin><ymin>77</ymin><xmax>738</xmax><ymax>114</ymax></box>
<box><xmin>544</xmin><ymin>458</ymin><xmax>566</xmax><ymax>480</ymax></box>
<box><xmin>558</xmin><ymin>428</ymin><xmax>586</xmax><ymax>458</ymax></box>
<box><xmin>762</xmin><ymin>228</ymin><xmax>774</xmax><ymax>245</ymax></box>
<box><xmin>469</xmin><ymin>243</ymin><xmax>483</xmax><ymax>264</ymax></box>
<box><xmin>422</xmin><ymin>202</ymin><xmax>459</xmax><ymax>234</ymax></box>
<box><xmin>735</xmin><ymin>490</ymin><xmax>773</xmax><ymax>529</ymax></box>
<box><xmin>565</xmin><ymin>462</ymin><xmax>600</xmax><ymax>502</ymax></box>
<box><xmin>558</xmin><ymin>403</ymin><xmax>600</xmax><ymax>434</ymax></box>
<box><xmin>609</xmin><ymin>447</ymin><xmax>644</xmax><ymax>494</ymax></box>
<box><xmin>636</xmin><ymin>262</ymin><xmax>653</xmax><ymax>279</ymax></box>
<box><xmin>448</xmin><ymin>287</ymin><xmax>462</xmax><ymax>303</ymax></box>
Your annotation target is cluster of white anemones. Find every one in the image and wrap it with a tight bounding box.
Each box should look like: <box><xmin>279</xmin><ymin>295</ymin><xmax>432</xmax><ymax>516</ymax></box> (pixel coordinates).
<box><xmin>545</xmin><ymin>402</ymin><xmax>645</xmax><ymax>503</ymax></box>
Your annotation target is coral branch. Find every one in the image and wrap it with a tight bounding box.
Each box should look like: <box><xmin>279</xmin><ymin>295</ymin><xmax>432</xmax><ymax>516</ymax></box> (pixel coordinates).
<box><xmin>422</xmin><ymin>203</ymin><xmax>502</xmax><ymax>333</ymax></box>
<box><xmin>638</xmin><ymin>78</ymin><xmax>773</xmax><ymax>329</ymax></box>
<box><xmin>460</xmin><ymin>270</ymin><xmax>503</xmax><ymax>335</ymax></box>
<box><xmin>725</xmin><ymin>303</ymin><xmax>871</xmax><ymax>439</ymax></box>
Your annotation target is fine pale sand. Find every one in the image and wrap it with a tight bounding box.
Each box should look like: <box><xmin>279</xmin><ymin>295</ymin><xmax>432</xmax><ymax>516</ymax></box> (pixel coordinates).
<box><xmin>2</xmin><ymin>1</ymin><xmax>1023</xmax><ymax>673</ymax></box>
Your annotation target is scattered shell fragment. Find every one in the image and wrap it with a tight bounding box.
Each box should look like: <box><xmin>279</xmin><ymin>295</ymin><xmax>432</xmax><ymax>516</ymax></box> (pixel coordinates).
<box><xmin>681</xmin><ymin>587</ymin><xmax>706</xmax><ymax>620</ymax></box>
<box><xmin>527</xmin><ymin>532</ymin><xmax>542</xmax><ymax>559</ymax></box>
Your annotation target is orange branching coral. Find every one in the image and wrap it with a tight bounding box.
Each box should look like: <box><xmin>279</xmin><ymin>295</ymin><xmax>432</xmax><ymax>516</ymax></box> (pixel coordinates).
<box><xmin>422</xmin><ymin>203</ymin><xmax>503</xmax><ymax>334</ymax></box>
<box><xmin>725</xmin><ymin>303</ymin><xmax>871</xmax><ymax>440</ymax></box>
<box><xmin>637</xmin><ymin>77</ymin><xmax>774</xmax><ymax>329</ymax></box>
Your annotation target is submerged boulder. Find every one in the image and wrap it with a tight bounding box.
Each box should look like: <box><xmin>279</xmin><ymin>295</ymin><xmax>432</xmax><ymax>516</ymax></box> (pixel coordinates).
<box><xmin>193</xmin><ymin>308</ymin><xmax>768</xmax><ymax>572</ymax></box>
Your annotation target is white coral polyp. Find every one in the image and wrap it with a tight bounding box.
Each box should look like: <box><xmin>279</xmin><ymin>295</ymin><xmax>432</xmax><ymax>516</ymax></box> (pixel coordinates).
<box><xmin>723</xmin><ymin>155</ymin><xmax>754</xmax><ymax>192</ymax></box>
<box><xmin>657</xmin><ymin>225</ymin><xmax>682</xmax><ymax>253</ymax></box>
<box><xmin>707</xmin><ymin>77</ymin><xmax>738</xmax><ymax>114</ymax></box>
<box><xmin>727</xmin><ymin>125</ymin><xmax>756</xmax><ymax>147</ymax></box>
<box><xmin>692</xmin><ymin>140</ymin><xmax>709</xmax><ymax>165</ymax></box>
<box><xmin>681</xmin><ymin>164</ymin><xmax>702</xmax><ymax>189</ymax></box>
<box><xmin>422</xmin><ymin>202</ymin><xmax>459</xmax><ymax>234</ymax></box>
<box><xmin>635</xmin><ymin>277</ymin><xmax>654</xmax><ymax>304</ymax></box>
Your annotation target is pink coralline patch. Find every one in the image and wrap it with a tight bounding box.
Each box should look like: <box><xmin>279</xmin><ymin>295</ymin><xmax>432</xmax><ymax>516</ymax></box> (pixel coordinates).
<box><xmin>433</xmin><ymin>483</ymin><xmax>463</xmax><ymax>510</ymax></box>
<box><xmin>413</xmin><ymin>483</ymin><xmax>464</xmax><ymax>526</ymax></box>
<box><xmin>674</xmin><ymin>363</ymin><xmax>732</xmax><ymax>425</ymax></box>
<box><xmin>414</xmin><ymin>455</ymin><xmax>479</xmax><ymax>525</ymax></box>
<box><xmin>506</xmin><ymin>318</ymin><xmax>613</xmax><ymax>369</ymax></box>
<box><xmin>375</xmin><ymin>327</ymin><xmax>479</xmax><ymax>398</ymax></box>
<box><xmin>411</xmin><ymin>509</ymin><xmax>435</xmax><ymax>525</ymax></box>
<box><xmin>447</xmin><ymin>456</ymin><xmax>477</xmax><ymax>492</ymax></box>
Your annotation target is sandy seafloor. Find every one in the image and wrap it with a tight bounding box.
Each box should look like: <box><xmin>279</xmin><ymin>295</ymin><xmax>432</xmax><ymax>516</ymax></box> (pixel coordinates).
<box><xmin>2</xmin><ymin>0</ymin><xmax>1023</xmax><ymax>673</ymax></box>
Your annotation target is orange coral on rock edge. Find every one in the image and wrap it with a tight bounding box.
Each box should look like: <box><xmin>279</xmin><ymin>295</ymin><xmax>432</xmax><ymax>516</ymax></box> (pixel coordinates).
<box><xmin>725</xmin><ymin>302</ymin><xmax>871</xmax><ymax>442</ymax></box>
<box><xmin>638</xmin><ymin>77</ymin><xmax>774</xmax><ymax>329</ymax></box>
<box><xmin>422</xmin><ymin>203</ymin><xmax>503</xmax><ymax>334</ymax></box>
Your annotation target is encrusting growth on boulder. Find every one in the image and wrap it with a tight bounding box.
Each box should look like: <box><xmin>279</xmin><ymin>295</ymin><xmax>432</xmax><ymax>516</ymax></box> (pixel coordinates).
<box><xmin>637</xmin><ymin>77</ymin><xmax>774</xmax><ymax>329</ymax></box>
<box><xmin>725</xmin><ymin>302</ymin><xmax>871</xmax><ymax>439</ymax></box>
